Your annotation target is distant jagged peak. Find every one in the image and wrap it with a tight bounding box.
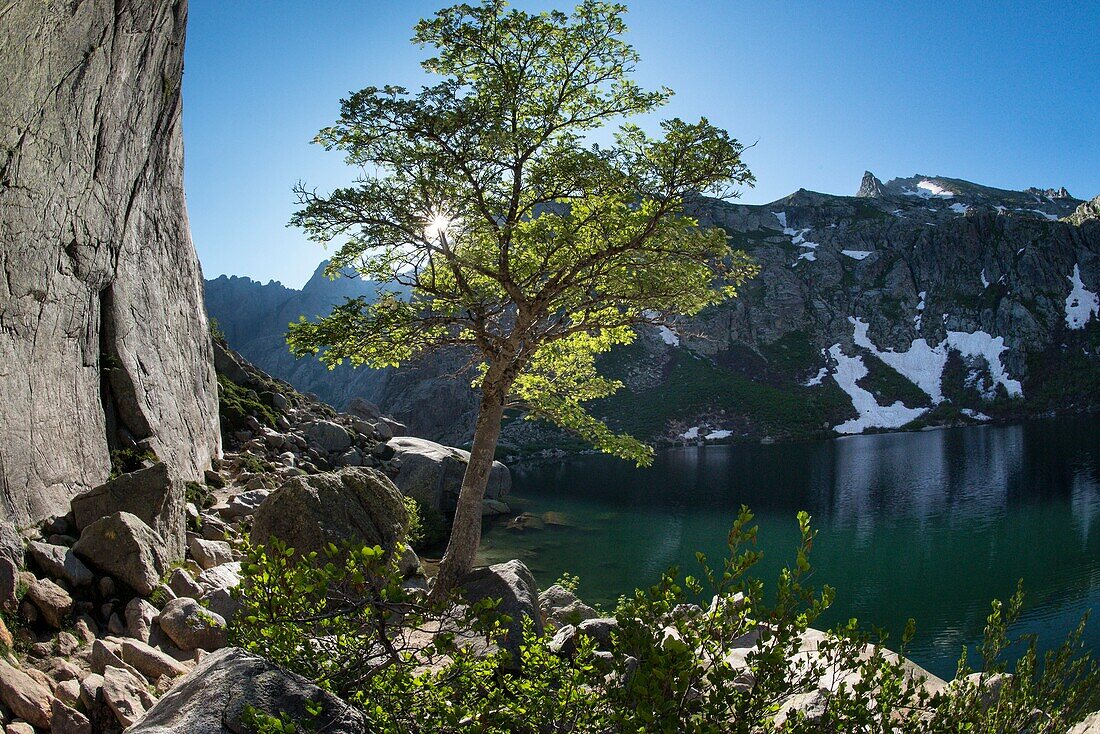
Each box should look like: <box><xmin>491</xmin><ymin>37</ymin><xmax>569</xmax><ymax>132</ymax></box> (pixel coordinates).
<box><xmin>856</xmin><ymin>171</ymin><xmax>885</xmax><ymax>198</ymax></box>
<box><xmin>1026</xmin><ymin>186</ymin><xmax>1073</xmax><ymax>200</ymax></box>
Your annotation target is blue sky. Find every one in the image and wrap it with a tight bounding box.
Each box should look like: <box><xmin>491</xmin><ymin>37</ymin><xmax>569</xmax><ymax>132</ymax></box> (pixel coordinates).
<box><xmin>184</xmin><ymin>0</ymin><xmax>1100</xmax><ymax>288</ymax></box>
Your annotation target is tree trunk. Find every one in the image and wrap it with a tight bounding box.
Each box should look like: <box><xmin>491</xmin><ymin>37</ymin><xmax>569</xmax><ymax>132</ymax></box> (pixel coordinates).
<box><xmin>431</xmin><ymin>373</ymin><xmax>509</xmax><ymax>599</ymax></box>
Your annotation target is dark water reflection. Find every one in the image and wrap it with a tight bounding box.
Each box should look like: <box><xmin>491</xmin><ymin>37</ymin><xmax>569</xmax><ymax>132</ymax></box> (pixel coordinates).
<box><xmin>479</xmin><ymin>417</ymin><xmax>1100</xmax><ymax>679</ymax></box>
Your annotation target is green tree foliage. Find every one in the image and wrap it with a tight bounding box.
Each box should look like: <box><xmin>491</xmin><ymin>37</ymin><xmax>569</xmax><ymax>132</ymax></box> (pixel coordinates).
<box><xmin>287</xmin><ymin>0</ymin><xmax>758</xmax><ymax>592</ymax></box>
<box><xmin>233</xmin><ymin>510</ymin><xmax>1100</xmax><ymax>733</ymax></box>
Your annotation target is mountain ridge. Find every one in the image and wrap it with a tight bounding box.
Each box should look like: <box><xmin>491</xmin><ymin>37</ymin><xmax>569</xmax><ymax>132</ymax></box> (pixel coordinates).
<box><xmin>205</xmin><ymin>172</ymin><xmax>1100</xmax><ymax>455</ymax></box>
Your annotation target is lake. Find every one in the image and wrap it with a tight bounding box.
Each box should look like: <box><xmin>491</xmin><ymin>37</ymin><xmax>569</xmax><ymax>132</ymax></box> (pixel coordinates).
<box><xmin>478</xmin><ymin>416</ymin><xmax>1100</xmax><ymax>679</ymax></box>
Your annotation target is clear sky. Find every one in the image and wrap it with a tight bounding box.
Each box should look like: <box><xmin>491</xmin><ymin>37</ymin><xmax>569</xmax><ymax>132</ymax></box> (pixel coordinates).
<box><xmin>183</xmin><ymin>0</ymin><xmax>1100</xmax><ymax>288</ymax></box>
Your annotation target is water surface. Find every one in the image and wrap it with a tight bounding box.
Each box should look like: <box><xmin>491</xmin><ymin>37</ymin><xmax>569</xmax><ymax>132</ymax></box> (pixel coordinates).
<box><xmin>479</xmin><ymin>417</ymin><xmax>1100</xmax><ymax>679</ymax></box>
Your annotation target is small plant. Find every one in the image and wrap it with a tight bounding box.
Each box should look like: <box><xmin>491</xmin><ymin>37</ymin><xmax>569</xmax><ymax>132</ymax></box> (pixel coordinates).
<box><xmin>241</xmin><ymin>704</ymin><xmax>316</xmax><ymax>734</ymax></box>
<box><xmin>108</xmin><ymin>447</ymin><xmax>157</xmax><ymax>479</ymax></box>
<box><xmin>555</xmin><ymin>571</ymin><xmax>581</xmax><ymax>594</ymax></box>
<box><xmin>184</xmin><ymin>480</ymin><xmax>216</xmax><ymax>510</ymax></box>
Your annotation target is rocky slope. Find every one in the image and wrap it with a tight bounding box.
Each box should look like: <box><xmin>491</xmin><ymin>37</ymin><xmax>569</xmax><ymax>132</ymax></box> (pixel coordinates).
<box><xmin>207</xmin><ymin>173</ymin><xmax>1100</xmax><ymax>455</ymax></box>
<box><xmin>0</xmin><ymin>0</ymin><xmax>220</xmax><ymax>552</ymax></box>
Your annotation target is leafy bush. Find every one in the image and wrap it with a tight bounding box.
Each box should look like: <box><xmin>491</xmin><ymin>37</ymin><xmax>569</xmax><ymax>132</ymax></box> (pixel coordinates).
<box><xmin>233</xmin><ymin>511</ymin><xmax>1100</xmax><ymax>733</ymax></box>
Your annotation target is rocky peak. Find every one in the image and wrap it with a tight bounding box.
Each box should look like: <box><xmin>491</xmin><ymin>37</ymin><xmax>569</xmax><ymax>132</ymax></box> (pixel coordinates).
<box><xmin>856</xmin><ymin>171</ymin><xmax>886</xmax><ymax>198</ymax></box>
<box><xmin>1026</xmin><ymin>186</ymin><xmax>1073</xmax><ymax>199</ymax></box>
<box><xmin>1066</xmin><ymin>195</ymin><xmax>1100</xmax><ymax>226</ymax></box>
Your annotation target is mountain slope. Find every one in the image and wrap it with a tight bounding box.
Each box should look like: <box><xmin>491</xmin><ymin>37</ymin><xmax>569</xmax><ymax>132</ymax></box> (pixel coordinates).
<box><xmin>206</xmin><ymin>173</ymin><xmax>1100</xmax><ymax>454</ymax></box>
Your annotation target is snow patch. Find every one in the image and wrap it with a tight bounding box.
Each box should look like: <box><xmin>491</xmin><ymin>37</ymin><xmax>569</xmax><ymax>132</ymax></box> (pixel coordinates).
<box><xmin>1026</xmin><ymin>209</ymin><xmax>1059</xmax><ymax>221</ymax></box>
<box><xmin>944</xmin><ymin>330</ymin><xmax>1023</xmax><ymax>398</ymax></box>
<box><xmin>914</xmin><ymin>291</ymin><xmax>926</xmax><ymax>330</ymax></box>
<box><xmin>850</xmin><ymin>317</ymin><xmax>946</xmax><ymax>403</ymax></box>
<box><xmin>796</xmin><ymin>251</ymin><xmax>817</xmax><ymax>263</ymax></box>
<box><xmin>680</xmin><ymin>426</ymin><xmax>700</xmax><ymax>440</ymax></box>
<box><xmin>961</xmin><ymin>408</ymin><xmax>991</xmax><ymax>421</ymax></box>
<box><xmin>1065</xmin><ymin>264</ymin><xmax>1100</xmax><ymax>329</ymax></box>
<box><xmin>828</xmin><ymin>344</ymin><xmax>927</xmax><ymax>434</ymax></box>
<box><xmin>657</xmin><ymin>325</ymin><xmax>680</xmax><ymax>347</ymax></box>
<box><xmin>842</xmin><ymin>250</ymin><xmax>873</xmax><ymax>261</ymax></box>
<box><xmin>773</xmin><ymin>211</ymin><xmax>788</xmax><ymax>228</ymax></box>
<box><xmin>903</xmin><ymin>180</ymin><xmax>955</xmax><ymax>199</ymax></box>
<box><xmin>995</xmin><ymin>205</ymin><xmax>1007</xmax><ymax>215</ymax></box>
<box><xmin>949</xmin><ymin>202</ymin><xmax>970</xmax><ymax>215</ymax></box>
<box><xmin>705</xmin><ymin>429</ymin><xmax>733</xmax><ymax>440</ymax></box>
<box><xmin>980</xmin><ymin>269</ymin><xmax>990</xmax><ymax>289</ymax></box>
<box><xmin>804</xmin><ymin>366</ymin><xmax>828</xmax><ymax>387</ymax></box>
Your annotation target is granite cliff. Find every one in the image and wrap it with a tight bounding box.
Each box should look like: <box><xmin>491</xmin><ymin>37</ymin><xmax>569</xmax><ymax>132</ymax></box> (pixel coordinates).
<box><xmin>0</xmin><ymin>0</ymin><xmax>220</xmax><ymax>550</ymax></box>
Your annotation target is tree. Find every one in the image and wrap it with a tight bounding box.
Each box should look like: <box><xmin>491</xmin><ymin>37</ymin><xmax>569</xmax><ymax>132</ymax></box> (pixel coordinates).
<box><xmin>288</xmin><ymin>0</ymin><xmax>758</xmax><ymax>596</ymax></box>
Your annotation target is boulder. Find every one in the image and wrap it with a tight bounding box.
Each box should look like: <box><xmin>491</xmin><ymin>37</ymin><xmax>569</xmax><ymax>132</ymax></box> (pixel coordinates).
<box><xmin>458</xmin><ymin>560</ymin><xmax>542</xmax><ymax>668</ymax></box>
<box><xmin>251</xmin><ymin>468</ymin><xmax>406</xmax><ymax>559</ymax></box>
<box><xmin>187</xmin><ymin>536</ymin><xmax>234</xmax><ymax>570</ymax></box>
<box><xmin>388</xmin><ymin>437</ymin><xmax>510</xmax><ymax>515</ymax></box>
<box><xmin>72</xmin><ymin>512</ymin><xmax>168</xmax><ymax>595</ymax></box>
<box><xmin>70</xmin><ymin>462</ymin><xmax>186</xmax><ymax>562</ymax></box>
<box><xmin>51</xmin><ymin>698</ymin><xmax>93</xmax><ymax>734</ymax></box>
<box><xmin>26</xmin><ymin>541</ymin><xmax>94</xmax><ymax>587</ymax></box>
<box><xmin>1071</xmin><ymin>712</ymin><xmax>1100</xmax><ymax>734</ymax></box>
<box><xmin>304</xmin><ymin>420</ymin><xmax>353</xmax><ymax>452</ymax></box>
<box><xmin>102</xmin><ymin>665</ymin><xmax>156</xmax><ymax>728</ymax></box>
<box><xmin>0</xmin><ymin>558</ymin><xmax>18</xmax><ymax>612</ymax></box>
<box><xmin>23</xmin><ymin>576</ymin><xmax>72</xmax><ymax>629</ymax></box>
<box><xmin>129</xmin><ymin>647</ymin><xmax>369</xmax><ymax>733</ymax></box>
<box><xmin>0</xmin><ymin>0</ymin><xmax>219</xmax><ymax>558</ymax></box>
<box><xmin>167</xmin><ymin>567</ymin><xmax>204</xmax><ymax>598</ymax></box>
<box><xmin>200</xmin><ymin>587</ymin><xmax>240</xmax><ymax>624</ymax></box>
<box><xmin>0</xmin><ymin>660</ymin><xmax>52</xmax><ymax>729</ymax></box>
<box><xmin>538</xmin><ymin>584</ymin><xmax>598</xmax><ymax>628</ymax></box>
<box><xmin>219</xmin><ymin>489</ymin><xmax>270</xmax><ymax>520</ymax></box>
<box><xmin>157</xmin><ymin>597</ymin><xmax>227</xmax><ymax>652</ymax></box>
<box><xmin>577</xmin><ymin>617</ymin><xmax>618</xmax><ymax>651</ymax></box>
<box><xmin>125</xmin><ymin>598</ymin><xmax>159</xmax><ymax>643</ymax></box>
<box><xmin>197</xmin><ymin>562</ymin><xmax>242</xmax><ymax>593</ymax></box>
<box><xmin>117</xmin><ymin>638</ymin><xmax>191</xmax><ymax>680</ymax></box>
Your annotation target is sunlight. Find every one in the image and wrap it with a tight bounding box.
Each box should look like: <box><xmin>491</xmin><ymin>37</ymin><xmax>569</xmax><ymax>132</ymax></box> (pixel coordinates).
<box><xmin>424</xmin><ymin>211</ymin><xmax>453</xmax><ymax>241</ymax></box>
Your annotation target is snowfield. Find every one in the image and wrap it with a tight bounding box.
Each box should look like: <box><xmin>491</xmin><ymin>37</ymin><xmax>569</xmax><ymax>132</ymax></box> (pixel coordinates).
<box><xmin>808</xmin><ymin>318</ymin><xmax>1027</xmax><ymax>433</ymax></box>
<box><xmin>842</xmin><ymin>250</ymin><xmax>873</xmax><ymax>261</ymax></box>
<box><xmin>1065</xmin><ymin>264</ymin><xmax>1099</xmax><ymax>329</ymax></box>
<box><xmin>827</xmin><ymin>344</ymin><xmax>927</xmax><ymax>434</ymax></box>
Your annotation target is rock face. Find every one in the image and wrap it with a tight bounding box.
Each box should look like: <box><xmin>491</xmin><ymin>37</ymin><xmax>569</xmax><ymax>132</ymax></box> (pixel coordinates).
<box><xmin>251</xmin><ymin>467</ymin><xmax>407</xmax><ymax>558</ymax></box>
<box><xmin>388</xmin><ymin>436</ymin><xmax>510</xmax><ymax>515</ymax></box>
<box><xmin>0</xmin><ymin>0</ymin><xmax>220</xmax><ymax>553</ymax></box>
<box><xmin>128</xmin><ymin>647</ymin><xmax>370</xmax><ymax>733</ymax></box>
<box><xmin>209</xmin><ymin>174</ymin><xmax>1100</xmax><ymax>452</ymax></box>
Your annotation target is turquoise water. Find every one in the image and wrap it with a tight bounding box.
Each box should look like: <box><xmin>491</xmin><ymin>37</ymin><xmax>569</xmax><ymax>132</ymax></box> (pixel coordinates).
<box><xmin>478</xmin><ymin>417</ymin><xmax>1100</xmax><ymax>679</ymax></box>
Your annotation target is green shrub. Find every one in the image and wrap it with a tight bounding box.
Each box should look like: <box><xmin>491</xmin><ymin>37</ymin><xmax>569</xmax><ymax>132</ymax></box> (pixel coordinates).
<box><xmin>218</xmin><ymin>374</ymin><xmax>279</xmax><ymax>434</ymax></box>
<box><xmin>232</xmin><ymin>510</ymin><xmax>1100</xmax><ymax>733</ymax></box>
<box><xmin>108</xmin><ymin>447</ymin><xmax>157</xmax><ymax>479</ymax></box>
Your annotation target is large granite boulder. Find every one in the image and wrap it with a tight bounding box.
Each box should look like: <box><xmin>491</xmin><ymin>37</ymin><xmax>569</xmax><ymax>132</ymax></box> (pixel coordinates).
<box><xmin>70</xmin><ymin>462</ymin><xmax>186</xmax><ymax>562</ymax></box>
<box><xmin>388</xmin><ymin>436</ymin><xmax>510</xmax><ymax>515</ymax></box>
<box><xmin>0</xmin><ymin>0</ymin><xmax>220</xmax><ymax>557</ymax></box>
<box><xmin>251</xmin><ymin>467</ymin><xmax>407</xmax><ymax>558</ymax></box>
<box><xmin>128</xmin><ymin>647</ymin><xmax>369</xmax><ymax>733</ymax></box>
<box><xmin>72</xmin><ymin>512</ymin><xmax>169</xmax><ymax>595</ymax></box>
<box><xmin>459</xmin><ymin>559</ymin><xmax>543</xmax><ymax>669</ymax></box>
